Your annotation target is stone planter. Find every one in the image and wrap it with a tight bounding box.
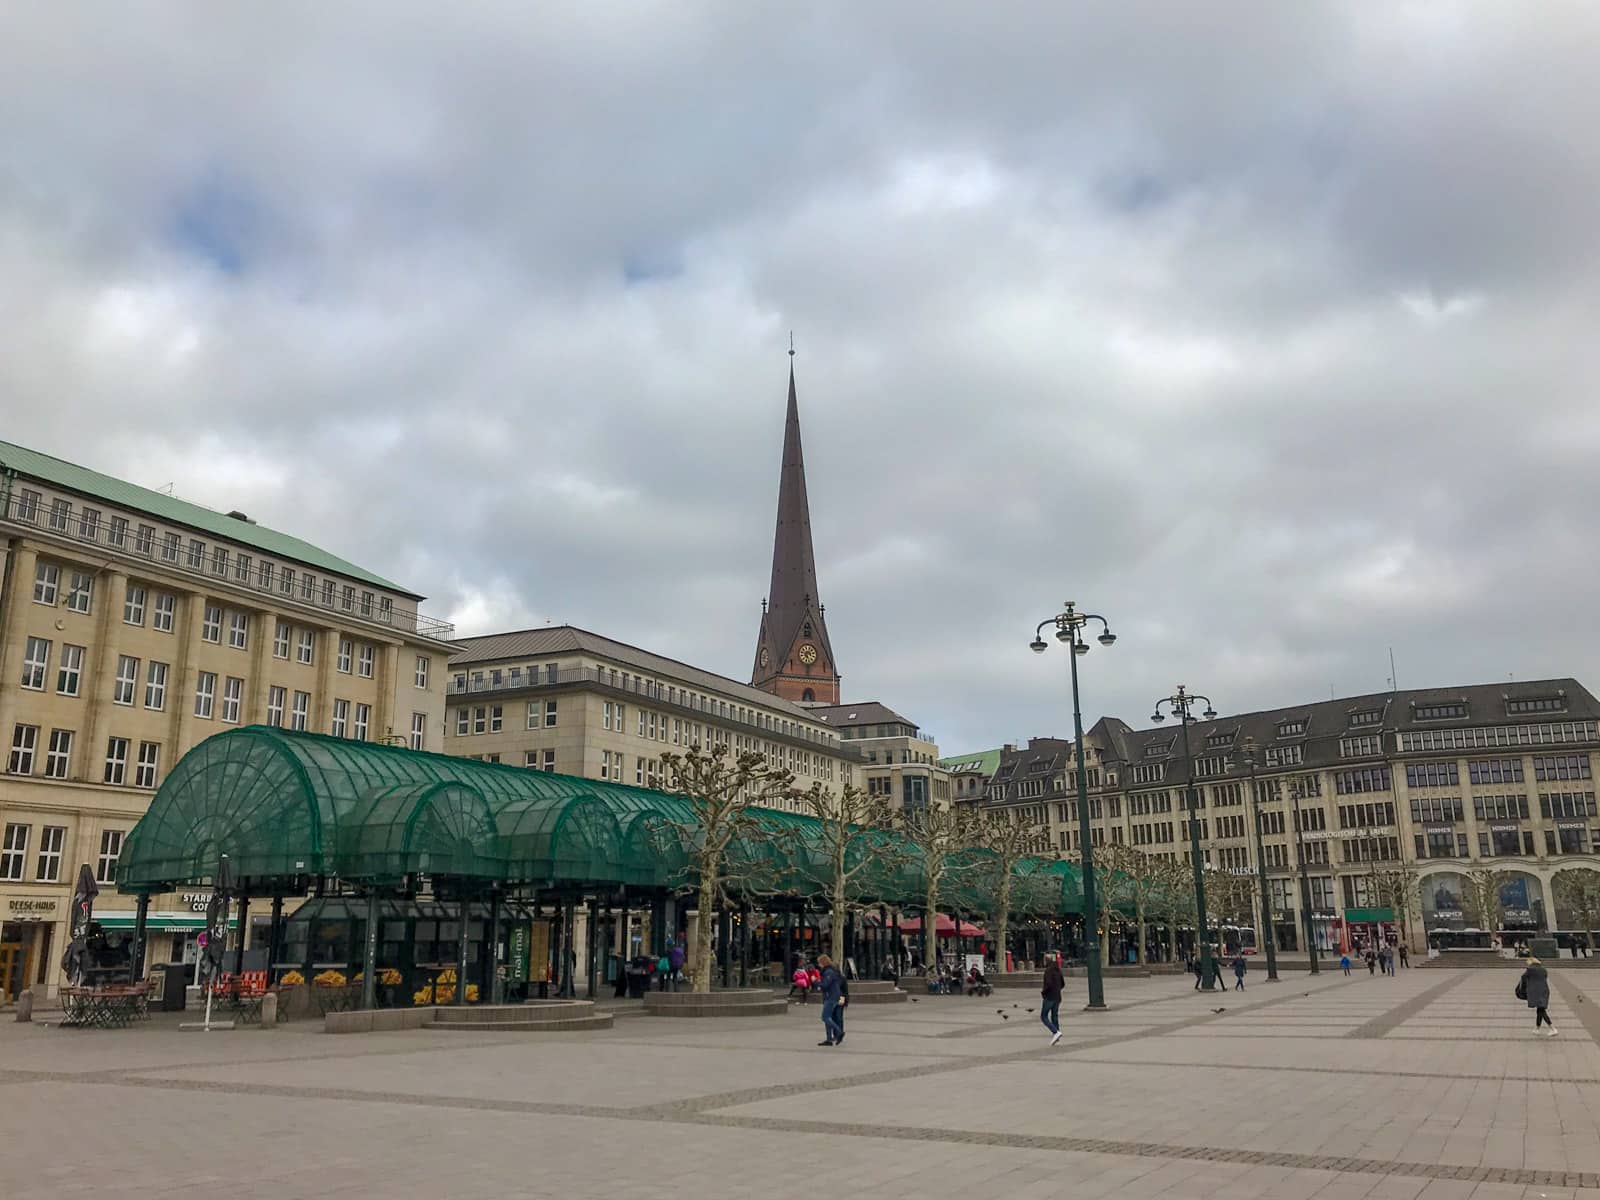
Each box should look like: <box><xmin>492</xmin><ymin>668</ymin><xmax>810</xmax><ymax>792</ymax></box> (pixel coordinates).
<box><xmin>643</xmin><ymin>988</ymin><xmax>788</xmax><ymax>1017</ymax></box>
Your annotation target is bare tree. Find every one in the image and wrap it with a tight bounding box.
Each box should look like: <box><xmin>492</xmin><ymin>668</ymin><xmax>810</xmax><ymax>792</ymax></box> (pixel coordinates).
<box><xmin>1098</xmin><ymin>844</ymin><xmax>1167</xmax><ymax>965</ymax></box>
<box><xmin>1461</xmin><ymin>866</ymin><xmax>1513</xmax><ymax>940</ymax></box>
<box><xmin>1362</xmin><ymin>863</ymin><xmax>1421</xmax><ymax>946</ymax></box>
<box><xmin>968</xmin><ymin>808</ymin><xmax>1049</xmax><ymax>973</ymax></box>
<box><xmin>1205</xmin><ymin>871</ymin><xmax>1257</xmax><ymax>952</ymax></box>
<box><xmin>794</xmin><ymin>781</ymin><xmax>902</xmax><ymax>971</ymax></box>
<box><xmin>655</xmin><ymin>744</ymin><xmax>794</xmax><ymax>993</ymax></box>
<box><xmin>896</xmin><ymin>803</ymin><xmax>980</xmax><ymax>970</ymax></box>
<box><xmin>1074</xmin><ymin>844</ymin><xmax>1120</xmax><ymax>966</ymax></box>
<box><xmin>1552</xmin><ymin>867</ymin><xmax>1600</xmax><ymax>951</ymax></box>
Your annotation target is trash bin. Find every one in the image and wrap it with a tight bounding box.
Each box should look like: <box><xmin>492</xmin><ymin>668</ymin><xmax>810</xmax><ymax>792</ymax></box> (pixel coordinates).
<box><xmin>626</xmin><ymin>967</ymin><xmax>647</xmax><ymax>1000</ymax></box>
<box><xmin>161</xmin><ymin>963</ymin><xmax>188</xmax><ymax>1011</ymax></box>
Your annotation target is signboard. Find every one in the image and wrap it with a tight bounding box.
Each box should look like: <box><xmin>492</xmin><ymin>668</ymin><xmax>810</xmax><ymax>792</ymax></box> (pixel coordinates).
<box><xmin>1557</xmin><ymin>821</ymin><xmax>1589</xmax><ymax>830</ymax></box>
<box><xmin>3</xmin><ymin>896</ymin><xmax>60</xmax><ymax>920</ymax></box>
<box><xmin>180</xmin><ymin>891</ymin><xmax>213</xmax><ymax>912</ymax></box>
<box><xmin>506</xmin><ymin>923</ymin><xmax>530</xmax><ymax>984</ymax></box>
<box><xmin>528</xmin><ymin>919</ymin><xmax>552</xmax><ymax>983</ymax></box>
<box><xmin>1489</xmin><ymin>823</ymin><xmax>1521</xmax><ymax>834</ymax></box>
<box><xmin>1423</xmin><ymin>825</ymin><xmax>1454</xmax><ymax>835</ymax></box>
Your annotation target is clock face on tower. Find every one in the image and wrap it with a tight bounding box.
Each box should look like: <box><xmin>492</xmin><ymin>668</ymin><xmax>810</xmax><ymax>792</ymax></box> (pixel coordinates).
<box><xmin>758</xmin><ymin>648</ymin><xmax>770</xmax><ymax>668</ymax></box>
<box><xmin>798</xmin><ymin>644</ymin><xmax>818</xmax><ymax>665</ymax></box>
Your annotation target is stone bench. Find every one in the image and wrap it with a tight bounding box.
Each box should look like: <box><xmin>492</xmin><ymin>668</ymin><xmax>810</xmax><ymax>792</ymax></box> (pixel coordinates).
<box><xmin>325</xmin><ymin>1000</ymin><xmax>614</xmax><ymax>1034</ymax></box>
<box><xmin>643</xmin><ymin>988</ymin><xmax>788</xmax><ymax>1017</ymax></box>
<box><xmin>844</xmin><ymin>979</ymin><xmax>907</xmax><ymax>1004</ymax></box>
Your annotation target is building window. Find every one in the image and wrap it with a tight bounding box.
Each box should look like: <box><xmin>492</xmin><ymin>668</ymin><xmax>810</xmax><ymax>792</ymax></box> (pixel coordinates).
<box><xmin>1334</xmin><ymin>767</ymin><xmax>1392</xmax><ymax>794</ymax></box>
<box><xmin>201</xmin><ymin>604</ymin><xmax>222</xmax><ymax>643</ymax></box>
<box><xmin>113</xmin><ymin>656</ymin><xmax>138</xmax><ymax>706</ymax></box>
<box><xmin>341</xmin><ymin>585</ymin><xmax>355</xmax><ymax>612</ymax></box>
<box><xmin>108</xmin><ymin>516</ymin><xmax>127</xmax><ymax>547</ymax></box>
<box><xmin>8</xmin><ymin>725</ymin><xmax>38</xmax><ymax>775</ymax></box>
<box><xmin>1414</xmin><ymin>702</ymin><xmax>1468</xmax><ymax>722</ymax></box>
<box><xmin>415</xmin><ymin>656</ymin><xmax>430</xmax><ymax>689</ymax></box>
<box><xmin>55</xmin><ymin>643</ymin><xmax>84</xmax><ymax>696</ymax></box>
<box><xmin>1473</xmin><ymin>793</ymin><xmax>1529</xmax><ymax>821</ymax></box>
<box><xmin>353</xmin><ymin>703</ymin><xmax>370</xmax><ymax>741</ymax></box>
<box><xmin>96</xmin><ymin>829</ymin><xmax>124</xmax><ymax>884</ymax></box>
<box><xmin>152</xmin><ymin>592</ymin><xmax>175</xmax><ymax>632</ymax></box>
<box><xmin>291</xmin><ymin>691</ymin><xmax>309</xmax><ymax>732</ymax></box>
<box><xmin>63</xmin><ymin>571</ymin><xmax>92</xmax><ymax>614</ymax></box>
<box><xmin>222</xmin><ymin>677</ymin><xmax>243</xmax><ymax>724</ymax></box>
<box><xmin>48</xmin><ymin>498</ymin><xmax>70</xmax><ymax>530</ymax></box>
<box><xmin>1468</xmin><ymin>759</ymin><xmax>1524</xmax><ymax>786</ymax></box>
<box><xmin>525</xmin><ymin>751</ymin><xmax>540</xmax><ymax>769</ymax></box>
<box><xmin>211</xmin><ymin>547</ymin><xmax>229</xmax><ymax>578</ymax></box>
<box><xmin>44</xmin><ymin>729</ymin><xmax>73</xmax><ymax>778</ymax></box>
<box><xmin>380</xmin><ymin>597</ymin><xmax>392</xmax><ymax>623</ymax></box>
<box><xmin>21</xmin><ymin>637</ymin><xmax>50</xmax><ymax>690</ymax></box>
<box><xmin>1277</xmin><ymin>720</ymin><xmax>1306</xmax><ymax>738</ymax></box>
<box><xmin>33</xmin><ymin>561</ymin><xmax>59</xmax><ymax>605</ymax></box>
<box><xmin>301</xmin><ymin>574</ymin><xmax>316</xmax><ymax>600</ymax></box>
<box><xmin>35</xmin><ymin>825</ymin><xmax>64</xmax><ymax>882</ymax></box>
<box><xmin>1130</xmin><ymin>763</ymin><xmax>1165</xmax><ymax>785</ymax></box>
<box><xmin>228</xmin><ymin>610</ymin><xmax>249</xmax><ymax>650</ymax></box>
<box><xmin>455</xmin><ymin>709</ymin><xmax>469</xmax><ymax>736</ymax></box>
<box><xmin>489</xmin><ymin>705</ymin><xmax>503</xmax><ymax>733</ymax></box>
<box><xmin>297</xmin><ymin>629</ymin><xmax>315</xmax><ymax>665</ymax></box>
<box><xmin>258</xmin><ymin>562</ymin><xmax>274</xmax><ymax>590</ymax></box>
<box><xmin>1265</xmin><ymin>744</ymin><xmax>1304</xmax><ymax>767</ymax></box>
<box><xmin>321</xmin><ymin>579</ymin><xmax>336</xmax><ymax>607</ymax></box>
<box><xmin>358</xmin><ymin>644</ymin><xmax>374</xmax><ymax>679</ymax></box>
<box><xmin>1539</xmin><ymin>791</ymin><xmax>1598</xmax><ymax>819</ymax></box>
<box><xmin>546</xmin><ymin>700</ymin><xmax>558</xmax><ymax>728</ymax></box>
<box><xmin>144</xmin><ymin>661</ymin><xmax>169</xmax><ymax>710</ymax></box>
<box><xmin>134</xmin><ymin>524</ymin><xmax>154</xmax><ymax>554</ymax></box>
<box><xmin>235</xmin><ymin>553</ymin><xmax>252</xmax><ymax>583</ymax></box>
<box><xmin>360</xmin><ymin>591</ymin><xmax>373</xmax><ymax>616</ymax></box>
<box><xmin>135</xmin><ymin>742</ymin><xmax>160</xmax><ymax>788</ymax></box>
<box><xmin>543</xmin><ymin>749</ymin><xmax>555</xmax><ymax>772</ymax></box>
<box><xmin>1339</xmin><ymin>734</ymin><xmax>1383</xmax><ymax>758</ymax></box>
<box><xmin>15</xmin><ymin>489</ymin><xmax>40</xmax><ymax>521</ymax></box>
<box><xmin>188</xmin><ymin>539</ymin><xmax>206</xmax><ymax>569</ymax></box>
<box><xmin>104</xmin><ymin>737</ymin><xmax>129</xmax><ymax>785</ymax></box>
<box><xmin>1533</xmin><ymin>755</ymin><xmax>1591</xmax><ymax>783</ymax></box>
<box><xmin>331</xmin><ymin>698</ymin><xmax>349</xmax><ymax>738</ymax></box>
<box><xmin>280</xmin><ymin>568</ymin><xmax>295</xmax><ymax>596</ymax></box>
<box><xmin>1</xmin><ymin>824</ymin><xmax>26</xmax><ymax>881</ymax></box>
<box><xmin>194</xmin><ymin>672</ymin><xmax>216</xmax><ymax>719</ymax></box>
<box><xmin>337</xmin><ymin>638</ymin><xmax>352</xmax><ymax>673</ymax></box>
<box><xmin>161</xmin><ymin>532</ymin><xmax>181</xmax><ymax>562</ymax></box>
<box><xmin>123</xmin><ymin>584</ymin><xmax>146</xmax><ymax>626</ymax></box>
<box><xmin>1508</xmin><ymin>697</ymin><xmax>1565</xmax><ymax>715</ymax></box>
<box><xmin>410</xmin><ymin>713</ymin><xmax>426</xmax><ymax>752</ymax></box>
<box><xmin>1405</xmin><ymin>762</ymin><xmax>1459</xmax><ymax>788</ymax></box>
<box><xmin>267</xmin><ymin>686</ymin><xmax>286</xmax><ymax>727</ymax></box>
<box><xmin>274</xmin><ymin>621</ymin><xmax>291</xmax><ymax>659</ymax></box>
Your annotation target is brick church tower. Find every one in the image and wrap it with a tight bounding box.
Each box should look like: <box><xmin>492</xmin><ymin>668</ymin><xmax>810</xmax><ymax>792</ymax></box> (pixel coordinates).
<box><xmin>750</xmin><ymin>352</ymin><xmax>840</xmax><ymax>705</ymax></box>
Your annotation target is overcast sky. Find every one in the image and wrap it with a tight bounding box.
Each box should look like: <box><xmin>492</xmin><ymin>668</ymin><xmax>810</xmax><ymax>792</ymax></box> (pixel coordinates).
<box><xmin>4</xmin><ymin>5</ymin><xmax>1598</xmax><ymax>754</ymax></box>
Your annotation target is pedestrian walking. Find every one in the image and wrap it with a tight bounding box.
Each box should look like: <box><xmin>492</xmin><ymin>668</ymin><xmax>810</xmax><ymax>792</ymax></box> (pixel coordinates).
<box><xmin>1232</xmin><ymin>954</ymin><xmax>1246</xmax><ymax>991</ymax></box>
<box><xmin>1040</xmin><ymin>954</ymin><xmax>1065</xmax><ymax>1046</ymax></box>
<box><xmin>1517</xmin><ymin>956</ymin><xmax>1556</xmax><ymax>1036</ymax></box>
<box><xmin>816</xmin><ymin>954</ymin><xmax>844</xmax><ymax>1046</ymax></box>
<box><xmin>668</xmin><ymin>940</ymin><xmax>686</xmax><ymax>990</ymax></box>
<box><xmin>1190</xmin><ymin>954</ymin><xmax>1203</xmax><ymax>991</ymax></box>
<box><xmin>1397</xmin><ymin>943</ymin><xmax>1409</xmax><ymax>968</ymax></box>
<box><xmin>1210</xmin><ymin>955</ymin><xmax>1229</xmax><ymax>990</ymax></box>
<box><xmin>1340</xmin><ymin>953</ymin><xmax>1352</xmax><ymax>976</ymax></box>
<box><xmin>835</xmin><ymin>971</ymin><xmax>849</xmax><ymax>1038</ymax></box>
<box><xmin>656</xmin><ymin>952</ymin><xmax>672</xmax><ymax>991</ymax></box>
<box><xmin>1365</xmin><ymin>950</ymin><xmax>1377</xmax><ymax>976</ymax></box>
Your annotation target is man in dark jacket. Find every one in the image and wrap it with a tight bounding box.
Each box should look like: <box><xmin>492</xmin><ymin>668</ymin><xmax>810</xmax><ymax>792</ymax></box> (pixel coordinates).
<box><xmin>1519</xmin><ymin>957</ymin><xmax>1556</xmax><ymax>1036</ymax></box>
<box><xmin>817</xmin><ymin>955</ymin><xmax>845</xmax><ymax>1046</ymax></box>
<box><xmin>1040</xmin><ymin>954</ymin><xmax>1065</xmax><ymax>1045</ymax></box>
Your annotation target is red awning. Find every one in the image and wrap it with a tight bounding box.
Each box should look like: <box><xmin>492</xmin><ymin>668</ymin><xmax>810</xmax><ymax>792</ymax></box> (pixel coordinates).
<box><xmin>895</xmin><ymin>913</ymin><xmax>986</xmax><ymax>938</ymax></box>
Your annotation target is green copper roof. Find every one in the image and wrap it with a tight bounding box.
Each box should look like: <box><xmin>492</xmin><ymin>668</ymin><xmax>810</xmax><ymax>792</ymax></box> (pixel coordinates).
<box><xmin>938</xmin><ymin>747</ymin><xmax>1004</xmax><ymax>776</ymax></box>
<box><xmin>117</xmin><ymin>727</ymin><xmax>1082</xmax><ymax>915</ymax></box>
<box><xmin>0</xmin><ymin>438</ymin><xmax>413</xmax><ymax>596</ymax></box>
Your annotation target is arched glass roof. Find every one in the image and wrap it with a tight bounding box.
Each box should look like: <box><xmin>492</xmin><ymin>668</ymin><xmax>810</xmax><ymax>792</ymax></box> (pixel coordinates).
<box><xmin>115</xmin><ymin>727</ymin><xmax>1082</xmax><ymax>914</ymax></box>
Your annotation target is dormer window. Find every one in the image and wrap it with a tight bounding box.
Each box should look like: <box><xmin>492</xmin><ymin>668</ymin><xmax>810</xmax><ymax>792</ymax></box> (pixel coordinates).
<box><xmin>1348</xmin><ymin>710</ymin><xmax>1383</xmax><ymax>728</ymax></box>
<box><xmin>1507</xmin><ymin>696</ymin><xmax>1566</xmax><ymax>715</ymax></box>
<box><xmin>1277</xmin><ymin>720</ymin><xmax>1306</xmax><ymax>738</ymax></box>
<box><xmin>1413</xmin><ymin>702</ymin><xmax>1467</xmax><ymax>721</ymax></box>
<box><xmin>1206</xmin><ymin>731</ymin><xmax>1235</xmax><ymax>749</ymax></box>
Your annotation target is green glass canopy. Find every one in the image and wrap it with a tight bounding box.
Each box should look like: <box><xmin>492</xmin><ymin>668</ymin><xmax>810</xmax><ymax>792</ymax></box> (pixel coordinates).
<box><xmin>116</xmin><ymin>727</ymin><xmax>1083</xmax><ymax>915</ymax></box>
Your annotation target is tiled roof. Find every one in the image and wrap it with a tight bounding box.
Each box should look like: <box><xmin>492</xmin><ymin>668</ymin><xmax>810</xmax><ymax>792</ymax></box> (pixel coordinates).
<box><xmin>0</xmin><ymin>437</ymin><xmax>412</xmax><ymax>595</ymax></box>
<box><xmin>448</xmin><ymin>625</ymin><xmax>828</xmax><ymax>722</ymax></box>
<box><xmin>938</xmin><ymin>747</ymin><xmax>1005</xmax><ymax>776</ymax></box>
<box><xmin>807</xmin><ymin>701</ymin><xmax>916</xmax><ymax>729</ymax></box>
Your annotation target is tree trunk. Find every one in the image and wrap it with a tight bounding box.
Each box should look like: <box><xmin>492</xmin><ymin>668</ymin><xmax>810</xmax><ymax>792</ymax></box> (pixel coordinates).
<box><xmin>994</xmin><ymin>878</ymin><xmax>1011</xmax><ymax>973</ymax></box>
<box><xmin>1136</xmin><ymin>894</ymin><xmax>1147</xmax><ymax>965</ymax></box>
<box><xmin>691</xmin><ymin>875</ymin><xmax>717</xmax><ymax>994</ymax></box>
<box><xmin>924</xmin><ymin>879</ymin><xmax>939</xmax><ymax>972</ymax></box>
<box><xmin>831</xmin><ymin>884</ymin><xmax>846</xmax><ymax>975</ymax></box>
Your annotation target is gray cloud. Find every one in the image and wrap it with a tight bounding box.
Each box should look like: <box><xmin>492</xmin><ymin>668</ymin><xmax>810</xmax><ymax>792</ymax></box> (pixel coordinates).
<box><xmin>4</xmin><ymin>3</ymin><xmax>1599</xmax><ymax>752</ymax></box>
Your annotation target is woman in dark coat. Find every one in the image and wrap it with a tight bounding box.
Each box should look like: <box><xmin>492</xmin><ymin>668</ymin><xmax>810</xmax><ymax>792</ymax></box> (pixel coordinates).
<box><xmin>1519</xmin><ymin>956</ymin><xmax>1556</xmax><ymax>1036</ymax></box>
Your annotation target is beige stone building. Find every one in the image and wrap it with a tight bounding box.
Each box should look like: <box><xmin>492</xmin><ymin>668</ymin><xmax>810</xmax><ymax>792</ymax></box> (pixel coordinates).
<box><xmin>0</xmin><ymin>439</ymin><xmax>453</xmax><ymax>1000</ymax></box>
<box><xmin>805</xmin><ymin>701</ymin><xmax>951</xmax><ymax>810</ymax></box>
<box><xmin>967</xmin><ymin>679</ymin><xmax>1600</xmax><ymax>955</ymax></box>
<box><xmin>444</xmin><ymin>626</ymin><xmax>860</xmax><ymax>813</ymax></box>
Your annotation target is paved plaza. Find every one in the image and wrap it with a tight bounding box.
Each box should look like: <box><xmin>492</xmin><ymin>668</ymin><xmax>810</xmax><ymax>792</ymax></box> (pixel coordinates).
<box><xmin>6</xmin><ymin>967</ymin><xmax>1600</xmax><ymax>1199</ymax></box>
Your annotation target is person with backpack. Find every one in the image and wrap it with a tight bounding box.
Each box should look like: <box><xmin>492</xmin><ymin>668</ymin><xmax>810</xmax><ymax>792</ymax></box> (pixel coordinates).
<box><xmin>655</xmin><ymin>952</ymin><xmax>671</xmax><ymax>991</ymax></box>
<box><xmin>789</xmin><ymin>964</ymin><xmax>811</xmax><ymax>1003</ymax></box>
<box><xmin>1040</xmin><ymin>953</ymin><xmax>1065</xmax><ymax>1045</ymax></box>
<box><xmin>1517</xmin><ymin>956</ymin><xmax>1556</xmax><ymax>1036</ymax></box>
<box><xmin>1339</xmin><ymin>952</ymin><xmax>1351</xmax><ymax>976</ymax></box>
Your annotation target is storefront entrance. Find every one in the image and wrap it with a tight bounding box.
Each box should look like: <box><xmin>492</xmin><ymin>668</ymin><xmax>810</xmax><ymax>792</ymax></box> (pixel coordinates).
<box><xmin>1</xmin><ymin>928</ymin><xmax>34</xmax><ymax>1002</ymax></box>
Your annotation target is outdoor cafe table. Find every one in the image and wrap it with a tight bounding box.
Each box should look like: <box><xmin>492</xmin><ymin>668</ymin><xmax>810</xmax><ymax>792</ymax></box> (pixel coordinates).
<box><xmin>59</xmin><ymin>983</ymin><xmax>150</xmax><ymax>1028</ymax></box>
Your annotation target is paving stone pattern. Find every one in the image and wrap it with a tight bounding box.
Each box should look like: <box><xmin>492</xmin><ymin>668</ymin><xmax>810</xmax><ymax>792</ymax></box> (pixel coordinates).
<box><xmin>5</xmin><ymin>968</ymin><xmax>1599</xmax><ymax>1198</ymax></box>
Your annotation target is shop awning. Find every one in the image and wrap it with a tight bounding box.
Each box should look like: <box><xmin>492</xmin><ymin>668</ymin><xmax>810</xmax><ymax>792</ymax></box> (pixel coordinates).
<box><xmin>96</xmin><ymin>913</ymin><xmax>237</xmax><ymax>933</ymax></box>
<box><xmin>1343</xmin><ymin>907</ymin><xmax>1396</xmax><ymax>923</ymax></box>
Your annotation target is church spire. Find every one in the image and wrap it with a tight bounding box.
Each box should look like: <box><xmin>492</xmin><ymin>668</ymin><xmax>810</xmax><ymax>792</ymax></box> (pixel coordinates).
<box><xmin>752</xmin><ymin>348</ymin><xmax>840</xmax><ymax>704</ymax></box>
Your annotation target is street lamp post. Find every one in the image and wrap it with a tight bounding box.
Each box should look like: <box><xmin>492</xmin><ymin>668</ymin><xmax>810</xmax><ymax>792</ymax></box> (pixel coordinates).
<box><xmin>1288</xmin><ymin>776</ymin><xmax>1322</xmax><ymax>974</ymax></box>
<box><xmin>1151</xmin><ymin>686</ymin><xmax>1219</xmax><ymax>992</ymax></box>
<box><xmin>1031</xmin><ymin>601</ymin><xmax>1117</xmax><ymax>1011</ymax></box>
<box><xmin>1239</xmin><ymin>738</ymin><xmax>1279</xmax><ymax>982</ymax></box>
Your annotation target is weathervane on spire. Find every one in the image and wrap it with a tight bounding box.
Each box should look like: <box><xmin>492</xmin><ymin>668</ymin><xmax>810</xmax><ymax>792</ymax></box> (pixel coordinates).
<box><xmin>789</xmin><ymin>331</ymin><xmax>795</xmax><ymax>358</ymax></box>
